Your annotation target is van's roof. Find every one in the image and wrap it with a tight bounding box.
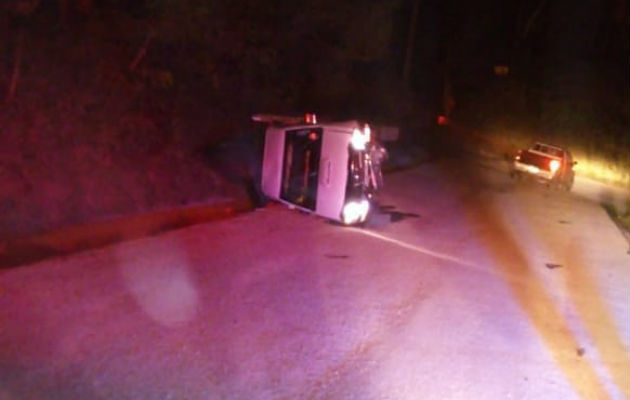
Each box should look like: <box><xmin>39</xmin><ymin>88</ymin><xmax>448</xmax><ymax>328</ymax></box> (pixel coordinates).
<box><xmin>252</xmin><ymin>114</ymin><xmax>361</xmax><ymax>130</ymax></box>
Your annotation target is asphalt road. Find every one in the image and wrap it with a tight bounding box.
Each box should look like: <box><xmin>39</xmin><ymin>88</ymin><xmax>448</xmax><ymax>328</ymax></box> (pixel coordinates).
<box><xmin>1</xmin><ymin>151</ymin><xmax>628</xmax><ymax>399</ymax></box>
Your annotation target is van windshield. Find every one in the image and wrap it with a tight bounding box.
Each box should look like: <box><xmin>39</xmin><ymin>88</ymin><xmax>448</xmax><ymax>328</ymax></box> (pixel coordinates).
<box><xmin>280</xmin><ymin>128</ymin><xmax>323</xmax><ymax>210</ymax></box>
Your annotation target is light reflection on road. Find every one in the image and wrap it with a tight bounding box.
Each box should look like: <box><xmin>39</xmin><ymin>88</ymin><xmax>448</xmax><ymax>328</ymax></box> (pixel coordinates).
<box><xmin>358</xmin><ymin>158</ymin><xmax>629</xmax><ymax>399</ymax></box>
<box><xmin>505</xmin><ymin>188</ymin><xmax>630</xmax><ymax>399</ymax></box>
<box><xmin>117</xmin><ymin>238</ymin><xmax>199</xmax><ymax>327</ymax></box>
<box><xmin>467</xmin><ymin>189</ymin><xmax>625</xmax><ymax>399</ymax></box>
<box><xmin>348</xmin><ymin>228</ymin><xmax>476</xmax><ymax>268</ymax></box>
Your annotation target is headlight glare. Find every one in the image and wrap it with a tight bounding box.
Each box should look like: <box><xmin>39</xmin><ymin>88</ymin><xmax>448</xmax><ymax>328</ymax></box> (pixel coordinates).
<box><xmin>342</xmin><ymin>199</ymin><xmax>370</xmax><ymax>225</ymax></box>
<box><xmin>351</xmin><ymin>128</ymin><xmax>367</xmax><ymax>151</ymax></box>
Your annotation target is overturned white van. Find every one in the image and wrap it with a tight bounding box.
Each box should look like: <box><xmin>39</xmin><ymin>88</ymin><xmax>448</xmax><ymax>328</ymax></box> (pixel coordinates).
<box><xmin>253</xmin><ymin>114</ymin><xmax>382</xmax><ymax>225</ymax></box>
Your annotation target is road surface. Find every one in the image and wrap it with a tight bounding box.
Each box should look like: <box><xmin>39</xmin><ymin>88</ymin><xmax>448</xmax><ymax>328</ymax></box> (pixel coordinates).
<box><xmin>1</xmin><ymin>151</ymin><xmax>628</xmax><ymax>399</ymax></box>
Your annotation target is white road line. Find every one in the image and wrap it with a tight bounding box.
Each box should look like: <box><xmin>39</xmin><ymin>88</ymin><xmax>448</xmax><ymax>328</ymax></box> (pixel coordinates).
<box><xmin>348</xmin><ymin>227</ymin><xmax>477</xmax><ymax>268</ymax></box>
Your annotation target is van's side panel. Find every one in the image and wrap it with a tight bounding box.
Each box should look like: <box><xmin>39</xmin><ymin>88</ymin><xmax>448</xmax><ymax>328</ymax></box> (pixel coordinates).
<box><xmin>315</xmin><ymin>128</ymin><xmax>351</xmax><ymax>221</ymax></box>
<box><xmin>261</xmin><ymin>126</ymin><xmax>285</xmax><ymax>199</ymax></box>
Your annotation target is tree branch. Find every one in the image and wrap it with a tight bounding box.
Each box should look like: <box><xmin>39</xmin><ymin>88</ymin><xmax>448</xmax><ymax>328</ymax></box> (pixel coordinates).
<box><xmin>403</xmin><ymin>0</ymin><xmax>420</xmax><ymax>84</ymax></box>
<box><xmin>129</xmin><ymin>30</ymin><xmax>155</xmax><ymax>72</ymax></box>
<box><xmin>521</xmin><ymin>0</ymin><xmax>548</xmax><ymax>40</ymax></box>
<box><xmin>6</xmin><ymin>27</ymin><xmax>24</xmax><ymax>103</ymax></box>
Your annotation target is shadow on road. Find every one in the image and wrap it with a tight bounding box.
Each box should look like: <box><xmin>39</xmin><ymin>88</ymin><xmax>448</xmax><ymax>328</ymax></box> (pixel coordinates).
<box><xmin>373</xmin><ymin>204</ymin><xmax>421</xmax><ymax>224</ymax></box>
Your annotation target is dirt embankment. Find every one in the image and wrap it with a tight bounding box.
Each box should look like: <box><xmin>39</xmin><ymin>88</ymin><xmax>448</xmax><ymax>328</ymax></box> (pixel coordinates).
<box><xmin>0</xmin><ymin>102</ymin><xmax>245</xmax><ymax>238</ymax></box>
<box><xmin>0</xmin><ymin>20</ymin><xmax>252</xmax><ymax>240</ymax></box>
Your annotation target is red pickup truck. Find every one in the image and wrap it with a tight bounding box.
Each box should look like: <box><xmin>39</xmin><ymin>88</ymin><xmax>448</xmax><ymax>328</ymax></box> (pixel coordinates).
<box><xmin>510</xmin><ymin>142</ymin><xmax>577</xmax><ymax>190</ymax></box>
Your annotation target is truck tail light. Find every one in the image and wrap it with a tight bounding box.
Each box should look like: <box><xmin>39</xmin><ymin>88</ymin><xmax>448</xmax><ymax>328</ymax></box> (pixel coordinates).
<box><xmin>549</xmin><ymin>159</ymin><xmax>560</xmax><ymax>174</ymax></box>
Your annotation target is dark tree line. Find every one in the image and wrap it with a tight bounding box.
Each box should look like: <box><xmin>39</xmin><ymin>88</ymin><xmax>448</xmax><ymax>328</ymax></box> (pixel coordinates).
<box><xmin>1</xmin><ymin>0</ymin><xmax>628</xmax><ymax>141</ymax></box>
<box><xmin>427</xmin><ymin>0</ymin><xmax>628</xmax><ymax>149</ymax></box>
<box><xmin>2</xmin><ymin>0</ymin><xmax>410</xmax><ymax>124</ymax></box>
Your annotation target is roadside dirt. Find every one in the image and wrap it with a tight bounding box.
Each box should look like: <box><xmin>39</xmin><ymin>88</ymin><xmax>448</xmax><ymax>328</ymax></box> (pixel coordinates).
<box><xmin>0</xmin><ymin>199</ymin><xmax>253</xmax><ymax>268</ymax></box>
